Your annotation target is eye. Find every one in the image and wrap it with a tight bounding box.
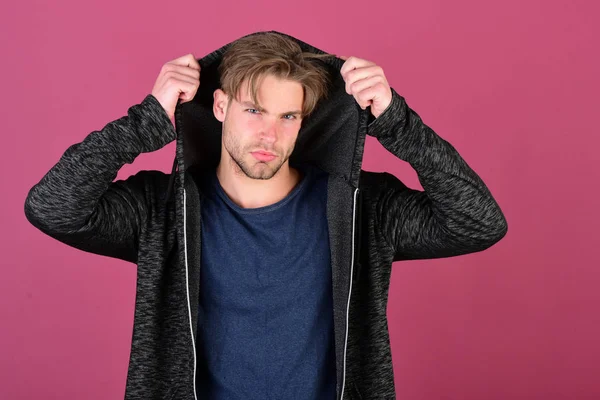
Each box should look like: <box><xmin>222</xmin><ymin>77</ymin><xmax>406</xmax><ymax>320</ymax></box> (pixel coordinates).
<box><xmin>283</xmin><ymin>114</ymin><xmax>297</xmax><ymax>120</ymax></box>
<box><xmin>246</xmin><ymin>109</ymin><xmax>260</xmax><ymax>114</ymax></box>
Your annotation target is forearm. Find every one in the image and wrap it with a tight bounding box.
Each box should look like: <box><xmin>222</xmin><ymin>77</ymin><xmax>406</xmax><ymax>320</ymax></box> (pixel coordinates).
<box><xmin>25</xmin><ymin>94</ymin><xmax>175</xmax><ymax>234</ymax></box>
<box><xmin>369</xmin><ymin>89</ymin><xmax>507</xmax><ymax>247</ymax></box>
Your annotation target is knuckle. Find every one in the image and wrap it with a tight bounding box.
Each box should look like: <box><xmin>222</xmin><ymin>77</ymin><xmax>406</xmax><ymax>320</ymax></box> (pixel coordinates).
<box><xmin>161</xmin><ymin>64</ymin><xmax>174</xmax><ymax>76</ymax></box>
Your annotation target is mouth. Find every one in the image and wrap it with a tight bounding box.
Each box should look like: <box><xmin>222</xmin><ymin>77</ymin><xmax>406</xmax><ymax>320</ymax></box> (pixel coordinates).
<box><xmin>251</xmin><ymin>150</ymin><xmax>277</xmax><ymax>162</ymax></box>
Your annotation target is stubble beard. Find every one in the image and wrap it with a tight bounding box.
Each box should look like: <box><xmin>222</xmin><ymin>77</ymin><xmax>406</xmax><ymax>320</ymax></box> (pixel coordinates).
<box><xmin>223</xmin><ymin>130</ymin><xmax>294</xmax><ymax>180</ymax></box>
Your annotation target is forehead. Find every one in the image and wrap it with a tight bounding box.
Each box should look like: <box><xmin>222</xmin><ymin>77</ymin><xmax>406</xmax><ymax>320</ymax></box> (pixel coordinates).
<box><xmin>237</xmin><ymin>75</ymin><xmax>304</xmax><ymax>111</ymax></box>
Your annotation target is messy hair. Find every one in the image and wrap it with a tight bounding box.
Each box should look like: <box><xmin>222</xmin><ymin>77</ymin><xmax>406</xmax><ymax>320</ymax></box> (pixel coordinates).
<box><xmin>218</xmin><ymin>32</ymin><xmax>335</xmax><ymax>118</ymax></box>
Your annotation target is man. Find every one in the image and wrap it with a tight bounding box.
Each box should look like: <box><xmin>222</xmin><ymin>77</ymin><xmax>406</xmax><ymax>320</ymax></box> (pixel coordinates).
<box><xmin>25</xmin><ymin>31</ymin><xmax>507</xmax><ymax>399</ymax></box>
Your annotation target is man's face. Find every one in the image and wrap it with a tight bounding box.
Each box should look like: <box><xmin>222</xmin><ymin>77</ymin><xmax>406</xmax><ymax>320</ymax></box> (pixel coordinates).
<box><xmin>214</xmin><ymin>74</ymin><xmax>304</xmax><ymax>180</ymax></box>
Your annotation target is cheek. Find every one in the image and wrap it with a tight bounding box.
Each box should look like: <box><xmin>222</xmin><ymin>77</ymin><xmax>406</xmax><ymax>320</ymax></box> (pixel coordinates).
<box><xmin>247</xmin><ymin>119</ymin><xmax>263</xmax><ymax>132</ymax></box>
<box><xmin>227</xmin><ymin>116</ymin><xmax>258</xmax><ymax>139</ymax></box>
<box><xmin>281</xmin><ymin>123</ymin><xmax>301</xmax><ymax>143</ymax></box>
<box><xmin>234</xmin><ymin>117</ymin><xmax>262</xmax><ymax>139</ymax></box>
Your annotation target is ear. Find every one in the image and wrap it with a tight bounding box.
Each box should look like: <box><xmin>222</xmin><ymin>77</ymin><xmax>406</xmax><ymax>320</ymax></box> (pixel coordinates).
<box><xmin>213</xmin><ymin>89</ymin><xmax>229</xmax><ymax>122</ymax></box>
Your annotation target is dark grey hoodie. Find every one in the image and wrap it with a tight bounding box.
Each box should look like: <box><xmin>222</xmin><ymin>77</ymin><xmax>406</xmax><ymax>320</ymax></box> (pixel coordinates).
<box><xmin>24</xmin><ymin>31</ymin><xmax>508</xmax><ymax>399</ymax></box>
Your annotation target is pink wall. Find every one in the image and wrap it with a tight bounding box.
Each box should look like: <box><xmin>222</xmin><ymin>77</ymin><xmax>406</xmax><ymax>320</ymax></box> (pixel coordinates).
<box><xmin>2</xmin><ymin>0</ymin><xmax>598</xmax><ymax>398</ymax></box>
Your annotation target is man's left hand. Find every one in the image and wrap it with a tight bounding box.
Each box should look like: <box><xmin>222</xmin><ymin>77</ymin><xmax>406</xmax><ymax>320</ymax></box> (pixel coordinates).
<box><xmin>340</xmin><ymin>56</ymin><xmax>393</xmax><ymax>119</ymax></box>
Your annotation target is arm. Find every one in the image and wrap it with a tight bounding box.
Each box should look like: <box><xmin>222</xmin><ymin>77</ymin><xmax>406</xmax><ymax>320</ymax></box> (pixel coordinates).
<box><xmin>368</xmin><ymin>88</ymin><xmax>508</xmax><ymax>261</ymax></box>
<box><xmin>24</xmin><ymin>94</ymin><xmax>176</xmax><ymax>263</ymax></box>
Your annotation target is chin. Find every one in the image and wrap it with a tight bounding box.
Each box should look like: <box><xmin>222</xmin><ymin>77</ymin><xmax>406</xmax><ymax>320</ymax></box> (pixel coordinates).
<box><xmin>231</xmin><ymin>153</ymin><xmax>288</xmax><ymax>180</ymax></box>
<box><xmin>245</xmin><ymin>164</ymin><xmax>279</xmax><ymax>180</ymax></box>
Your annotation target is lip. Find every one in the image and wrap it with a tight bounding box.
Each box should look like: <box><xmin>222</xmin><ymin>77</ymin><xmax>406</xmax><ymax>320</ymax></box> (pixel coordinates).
<box><xmin>251</xmin><ymin>150</ymin><xmax>277</xmax><ymax>162</ymax></box>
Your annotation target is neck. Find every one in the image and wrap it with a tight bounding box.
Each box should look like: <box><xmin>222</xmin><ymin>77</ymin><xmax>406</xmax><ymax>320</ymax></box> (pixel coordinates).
<box><xmin>216</xmin><ymin>157</ymin><xmax>301</xmax><ymax>209</ymax></box>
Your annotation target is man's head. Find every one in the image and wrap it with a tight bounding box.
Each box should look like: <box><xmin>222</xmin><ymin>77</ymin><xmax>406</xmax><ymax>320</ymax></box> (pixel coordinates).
<box><xmin>212</xmin><ymin>33</ymin><xmax>332</xmax><ymax>180</ymax></box>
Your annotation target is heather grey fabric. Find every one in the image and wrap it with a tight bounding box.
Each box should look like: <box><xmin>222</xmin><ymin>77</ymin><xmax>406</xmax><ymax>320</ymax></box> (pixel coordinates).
<box><xmin>25</xmin><ymin>31</ymin><xmax>507</xmax><ymax>399</ymax></box>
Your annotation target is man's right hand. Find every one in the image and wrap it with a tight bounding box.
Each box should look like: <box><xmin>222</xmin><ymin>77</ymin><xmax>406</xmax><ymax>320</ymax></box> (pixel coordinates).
<box><xmin>151</xmin><ymin>54</ymin><xmax>201</xmax><ymax>120</ymax></box>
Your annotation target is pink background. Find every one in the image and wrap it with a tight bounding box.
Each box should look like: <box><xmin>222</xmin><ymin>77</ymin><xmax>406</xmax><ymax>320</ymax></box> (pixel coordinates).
<box><xmin>2</xmin><ymin>0</ymin><xmax>599</xmax><ymax>399</ymax></box>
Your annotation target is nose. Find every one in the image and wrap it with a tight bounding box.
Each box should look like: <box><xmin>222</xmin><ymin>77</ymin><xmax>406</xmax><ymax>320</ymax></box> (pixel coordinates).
<box><xmin>259</xmin><ymin>119</ymin><xmax>278</xmax><ymax>144</ymax></box>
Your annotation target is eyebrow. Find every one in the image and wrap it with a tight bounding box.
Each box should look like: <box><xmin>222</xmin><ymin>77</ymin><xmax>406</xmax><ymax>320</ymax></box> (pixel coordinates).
<box><xmin>240</xmin><ymin>101</ymin><xmax>302</xmax><ymax>116</ymax></box>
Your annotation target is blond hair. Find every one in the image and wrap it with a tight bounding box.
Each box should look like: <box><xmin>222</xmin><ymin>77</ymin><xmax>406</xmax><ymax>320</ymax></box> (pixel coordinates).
<box><xmin>218</xmin><ymin>32</ymin><xmax>334</xmax><ymax>118</ymax></box>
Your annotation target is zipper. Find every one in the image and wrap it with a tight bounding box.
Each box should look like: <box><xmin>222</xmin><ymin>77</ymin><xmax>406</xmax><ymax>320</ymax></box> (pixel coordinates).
<box><xmin>183</xmin><ymin>188</ymin><xmax>199</xmax><ymax>400</ymax></box>
<box><xmin>340</xmin><ymin>187</ymin><xmax>360</xmax><ymax>400</ymax></box>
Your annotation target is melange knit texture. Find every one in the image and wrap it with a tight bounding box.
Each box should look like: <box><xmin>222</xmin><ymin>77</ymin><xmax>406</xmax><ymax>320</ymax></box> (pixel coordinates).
<box><xmin>25</xmin><ymin>31</ymin><xmax>507</xmax><ymax>400</ymax></box>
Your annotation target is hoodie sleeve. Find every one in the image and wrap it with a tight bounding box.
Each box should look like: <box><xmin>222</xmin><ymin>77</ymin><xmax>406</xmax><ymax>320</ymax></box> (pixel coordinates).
<box><xmin>367</xmin><ymin>88</ymin><xmax>507</xmax><ymax>261</ymax></box>
<box><xmin>24</xmin><ymin>94</ymin><xmax>177</xmax><ymax>263</ymax></box>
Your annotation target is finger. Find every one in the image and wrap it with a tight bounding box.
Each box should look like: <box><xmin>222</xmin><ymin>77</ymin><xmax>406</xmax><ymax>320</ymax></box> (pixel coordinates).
<box><xmin>169</xmin><ymin>53</ymin><xmax>201</xmax><ymax>71</ymax></box>
<box><xmin>355</xmin><ymin>84</ymin><xmax>384</xmax><ymax>109</ymax></box>
<box><xmin>344</xmin><ymin>65</ymin><xmax>385</xmax><ymax>93</ymax></box>
<box><xmin>353</xmin><ymin>92</ymin><xmax>371</xmax><ymax>110</ymax></box>
<box><xmin>348</xmin><ymin>75</ymin><xmax>385</xmax><ymax>96</ymax></box>
<box><xmin>339</xmin><ymin>55</ymin><xmax>348</xmax><ymax>60</ymax></box>
<box><xmin>164</xmin><ymin>64</ymin><xmax>200</xmax><ymax>81</ymax></box>
<box><xmin>163</xmin><ymin>70</ymin><xmax>199</xmax><ymax>87</ymax></box>
<box><xmin>176</xmin><ymin>80</ymin><xmax>200</xmax><ymax>102</ymax></box>
<box><xmin>340</xmin><ymin>56</ymin><xmax>376</xmax><ymax>77</ymax></box>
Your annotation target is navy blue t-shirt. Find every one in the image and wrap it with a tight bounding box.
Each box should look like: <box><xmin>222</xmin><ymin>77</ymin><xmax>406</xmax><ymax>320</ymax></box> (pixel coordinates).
<box><xmin>195</xmin><ymin>164</ymin><xmax>336</xmax><ymax>399</ymax></box>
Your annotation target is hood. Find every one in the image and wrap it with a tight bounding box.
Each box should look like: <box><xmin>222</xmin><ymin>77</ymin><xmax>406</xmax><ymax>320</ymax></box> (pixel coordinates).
<box><xmin>168</xmin><ymin>30</ymin><xmax>370</xmax><ymax>200</ymax></box>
